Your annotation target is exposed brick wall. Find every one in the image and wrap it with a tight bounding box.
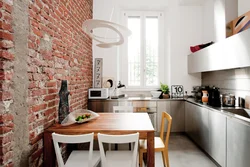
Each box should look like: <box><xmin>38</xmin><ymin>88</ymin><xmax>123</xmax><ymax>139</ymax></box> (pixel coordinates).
<box><xmin>0</xmin><ymin>0</ymin><xmax>93</xmax><ymax>166</ymax></box>
<box><xmin>0</xmin><ymin>0</ymin><xmax>14</xmax><ymax>166</ymax></box>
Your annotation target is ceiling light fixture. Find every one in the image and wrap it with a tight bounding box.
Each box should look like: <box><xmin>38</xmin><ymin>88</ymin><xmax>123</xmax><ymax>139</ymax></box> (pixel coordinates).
<box><xmin>82</xmin><ymin>19</ymin><xmax>132</xmax><ymax>48</ymax></box>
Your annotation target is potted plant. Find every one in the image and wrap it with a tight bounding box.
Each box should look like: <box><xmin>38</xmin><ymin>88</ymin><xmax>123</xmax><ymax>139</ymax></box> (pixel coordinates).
<box><xmin>160</xmin><ymin>82</ymin><xmax>170</xmax><ymax>99</ymax></box>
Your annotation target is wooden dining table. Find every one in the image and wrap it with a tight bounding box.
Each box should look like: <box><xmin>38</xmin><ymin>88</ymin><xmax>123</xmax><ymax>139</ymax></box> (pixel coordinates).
<box><xmin>43</xmin><ymin>112</ymin><xmax>155</xmax><ymax>167</ymax></box>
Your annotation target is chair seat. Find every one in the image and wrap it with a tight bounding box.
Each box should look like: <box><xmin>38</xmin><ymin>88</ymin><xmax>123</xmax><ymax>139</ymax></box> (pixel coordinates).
<box><xmin>139</xmin><ymin>137</ymin><xmax>165</xmax><ymax>151</ymax></box>
<box><xmin>106</xmin><ymin>151</ymin><xmax>138</xmax><ymax>167</ymax></box>
<box><xmin>65</xmin><ymin>150</ymin><xmax>100</xmax><ymax>167</ymax></box>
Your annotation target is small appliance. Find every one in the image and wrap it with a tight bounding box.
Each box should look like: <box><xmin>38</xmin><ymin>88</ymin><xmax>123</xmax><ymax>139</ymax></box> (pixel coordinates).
<box><xmin>208</xmin><ymin>86</ymin><xmax>221</xmax><ymax>107</ymax></box>
<box><xmin>88</xmin><ymin>88</ymin><xmax>109</xmax><ymax>99</ymax></box>
<box><xmin>220</xmin><ymin>93</ymin><xmax>236</xmax><ymax>107</ymax></box>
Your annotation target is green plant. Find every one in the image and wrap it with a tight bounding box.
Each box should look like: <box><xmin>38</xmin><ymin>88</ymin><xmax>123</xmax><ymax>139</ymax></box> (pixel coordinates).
<box><xmin>160</xmin><ymin>82</ymin><xmax>169</xmax><ymax>94</ymax></box>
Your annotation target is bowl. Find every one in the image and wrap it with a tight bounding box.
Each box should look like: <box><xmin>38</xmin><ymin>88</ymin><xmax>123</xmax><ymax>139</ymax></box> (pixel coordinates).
<box><xmin>150</xmin><ymin>91</ymin><xmax>162</xmax><ymax>98</ymax></box>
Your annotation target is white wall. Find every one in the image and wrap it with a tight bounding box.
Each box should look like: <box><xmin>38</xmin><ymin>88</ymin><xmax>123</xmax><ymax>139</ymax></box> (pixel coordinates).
<box><xmin>225</xmin><ymin>0</ymin><xmax>238</xmax><ymax>23</ymax></box>
<box><xmin>93</xmin><ymin>0</ymin><xmax>203</xmax><ymax>95</ymax></box>
<box><xmin>238</xmin><ymin>0</ymin><xmax>250</xmax><ymax>16</ymax></box>
<box><xmin>203</xmin><ymin>0</ymin><xmax>214</xmax><ymax>42</ymax></box>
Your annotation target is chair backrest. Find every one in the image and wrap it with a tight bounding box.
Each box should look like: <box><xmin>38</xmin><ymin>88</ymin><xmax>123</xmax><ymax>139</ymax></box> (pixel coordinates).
<box><xmin>97</xmin><ymin>132</ymin><xmax>139</xmax><ymax>167</ymax></box>
<box><xmin>113</xmin><ymin>106</ymin><xmax>134</xmax><ymax>113</ymax></box>
<box><xmin>52</xmin><ymin>132</ymin><xmax>94</xmax><ymax>167</ymax></box>
<box><xmin>159</xmin><ymin>112</ymin><xmax>172</xmax><ymax>150</ymax></box>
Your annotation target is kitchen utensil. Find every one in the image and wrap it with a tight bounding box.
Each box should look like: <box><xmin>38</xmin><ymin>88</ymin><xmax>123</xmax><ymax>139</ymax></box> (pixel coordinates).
<box><xmin>238</xmin><ymin>97</ymin><xmax>245</xmax><ymax>107</ymax></box>
<box><xmin>202</xmin><ymin>90</ymin><xmax>209</xmax><ymax>104</ymax></box>
<box><xmin>245</xmin><ymin>96</ymin><xmax>250</xmax><ymax>109</ymax></box>
<box><xmin>221</xmin><ymin>93</ymin><xmax>236</xmax><ymax>107</ymax></box>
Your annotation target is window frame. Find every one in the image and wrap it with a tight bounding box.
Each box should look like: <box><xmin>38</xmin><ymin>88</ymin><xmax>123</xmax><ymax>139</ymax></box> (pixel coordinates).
<box><xmin>120</xmin><ymin>10</ymin><xmax>165</xmax><ymax>90</ymax></box>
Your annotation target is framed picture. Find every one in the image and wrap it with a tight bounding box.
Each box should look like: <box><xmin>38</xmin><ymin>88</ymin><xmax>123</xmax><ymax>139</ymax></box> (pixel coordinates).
<box><xmin>171</xmin><ymin>85</ymin><xmax>184</xmax><ymax>98</ymax></box>
<box><xmin>94</xmin><ymin>58</ymin><xmax>103</xmax><ymax>88</ymax></box>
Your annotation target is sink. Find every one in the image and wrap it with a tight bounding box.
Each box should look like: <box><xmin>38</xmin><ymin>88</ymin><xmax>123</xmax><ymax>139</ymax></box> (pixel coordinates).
<box><xmin>222</xmin><ymin>108</ymin><xmax>250</xmax><ymax>118</ymax></box>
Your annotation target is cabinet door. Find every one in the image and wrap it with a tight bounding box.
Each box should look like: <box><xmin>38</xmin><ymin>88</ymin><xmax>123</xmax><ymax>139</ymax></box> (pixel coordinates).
<box><xmin>185</xmin><ymin>102</ymin><xmax>194</xmax><ymax>137</ymax></box>
<box><xmin>227</xmin><ymin>118</ymin><xmax>250</xmax><ymax>167</ymax></box>
<box><xmin>209</xmin><ymin>111</ymin><xmax>226</xmax><ymax>167</ymax></box>
<box><xmin>170</xmin><ymin>101</ymin><xmax>185</xmax><ymax>132</ymax></box>
<box><xmin>157</xmin><ymin>101</ymin><xmax>170</xmax><ymax>133</ymax></box>
<box><xmin>185</xmin><ymin>102</ymin><xmax>209</xmax><ymax>152</ymax></box>
<box><xmin>88</xmin><ymin>101</ymin><xmax>118</xmax><ymax>112</ymax></box>
<box><xmin>193</xmin><ymin>105</ymin><xmax>209</xmax><ymax>152</ymax></box>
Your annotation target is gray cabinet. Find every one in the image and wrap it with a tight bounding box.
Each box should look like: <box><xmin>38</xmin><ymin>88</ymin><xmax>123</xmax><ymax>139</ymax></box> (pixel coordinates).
<box><xmin>185</xmin><ymin>102</ymin><xmax>196</xmax><ymax>138</ymax></box>
<box><xmin>193</xmin><ymin>105</ymin><xmax>209</xmax><ymax>152</ymax></box>
<box><xmin>157</xmin><ymin>101</ymin><xmax>184</xmax><ymax>133</ymax></box>
<box><xmin>227</xmin><ymin>118</ymin><xmax>250</xmax><ymax>167</ymax></box>
<box><xmin>170</xmin><ymin>101</ymin><xmax>185</xmax><ymax>132</ymax></box>
<box><xmin>208</xmin><ymin>111</ymin><xmax>226</xmax><ymax>167</ymax></box>
<box><xmin>185</xmin><ymin>102</ymin><xmax>209</xmax><ymax>151</ymax></box>
<box><xmin>157</xmin><ymin>101</ymin><xmax>170</xmax><ymax>133</ymax></box>
<box><xmin>88</xmin><ymin>100</ymin><xmax>118</xmax><ymax>112</ymax></box>
<box><xmin>185</xmin><ymin>101</ymin><xmax>226</xmax><ymax>167</ymax></box>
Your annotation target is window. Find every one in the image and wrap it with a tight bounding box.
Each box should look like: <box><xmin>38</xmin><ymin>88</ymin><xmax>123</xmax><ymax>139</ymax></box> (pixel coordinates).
<box><xmin>120</xmin><ymin>11</ymin><xmax>164</xmax><ymax>89</ymax></box>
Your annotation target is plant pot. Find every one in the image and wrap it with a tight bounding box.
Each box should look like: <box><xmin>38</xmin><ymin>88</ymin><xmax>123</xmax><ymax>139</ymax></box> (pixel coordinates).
<box><xmin>163</xmin><ymin>94</ymin><xmax>170</xmax><ymax>99</ymax></box>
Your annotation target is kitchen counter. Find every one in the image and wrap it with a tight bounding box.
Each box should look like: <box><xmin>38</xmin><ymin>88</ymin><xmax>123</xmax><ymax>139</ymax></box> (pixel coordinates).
<box><xmin>89</xmin><ymin>97</ymin><xmax>185</xmax><ymax>101</ymax></box>
<box><xmin>186</xmin><ymin>98</ymin><xmax>250</xmax><ymax>124</ymax></box>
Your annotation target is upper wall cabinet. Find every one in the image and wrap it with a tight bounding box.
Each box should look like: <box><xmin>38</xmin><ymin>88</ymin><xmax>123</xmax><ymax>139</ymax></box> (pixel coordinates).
<box><xmin>188</xmin><ymin>29</ymin><xmax>250</xmax><ymax>73</ymax></box>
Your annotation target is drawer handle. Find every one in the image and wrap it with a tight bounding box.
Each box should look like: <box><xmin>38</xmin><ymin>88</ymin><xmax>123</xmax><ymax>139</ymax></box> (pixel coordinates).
<box><xmin>136</xmin><ymin>107</ymin><xmax>148</xmax><ymax>112</ymax></box>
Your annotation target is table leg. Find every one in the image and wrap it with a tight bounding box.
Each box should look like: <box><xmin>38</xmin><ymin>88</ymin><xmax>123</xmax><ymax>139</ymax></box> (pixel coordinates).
<box><xmin>147</xmin><ymin>132</ymin><xmax>155</xmax><ymax>167</ymax></box>
<box><xmin>43</xmin><ymin>132</ymin><xmax>55</xmax><ymax>167</ymax></box>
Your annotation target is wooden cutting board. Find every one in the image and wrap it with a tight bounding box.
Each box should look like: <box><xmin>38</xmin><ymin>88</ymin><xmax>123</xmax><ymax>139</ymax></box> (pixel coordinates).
<box><xmin>245</xmin><ymin>96</ymin><xmax>250</xmax><ymax>109</ymax></box>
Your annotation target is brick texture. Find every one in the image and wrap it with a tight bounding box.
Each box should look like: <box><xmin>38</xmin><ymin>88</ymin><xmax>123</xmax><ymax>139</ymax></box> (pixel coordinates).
<box><xmin>0</xmin><ymin>0</ymin><xmax>15</xmax><ymax>166</ymax></box>
<box><xmin>0</xmin><ymin>0</ymin><xmax>93</xmax><ymax>166</ymax></box>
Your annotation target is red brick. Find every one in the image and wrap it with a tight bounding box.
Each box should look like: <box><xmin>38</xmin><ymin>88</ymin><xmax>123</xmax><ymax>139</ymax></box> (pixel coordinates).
<box><xmin>32</xmin><ymin>28</ymin><xmax>43</xmax><ymax>38</ymax></box>
<box><xmin>44</xmin><ymin>107</ymin><xmax>56</xmax><ymax>116</ymax></box>
<box><xmin>0</xmin><ymin>114</ymin><xmax>14</xmax><ymax>124</ymax></box>
<box><xmin>0</xmin><ymin>21</ymin><xmax>13</xmax><ymax>32</ymax></box>
<box><xmin>48</xmin><ymin>89</ymin><xmax>57</xmax><ymax>94</ymax></box>
<box><xmin>28</xmin><ymin>81</ymin><xmax>37</xmax><ymax>89</ymax></box>
<box><xmin>44</xmin><ymin>94</ymin><xmax>56</xmax><ymax>101</ymax></box>
<box><xmin>0</xmin><ymin>91</ymin><xmax>12</xmax><ymax>100</ymax></box>
<box><xmin>0</xmin><ymin>50</ymin><xmax>14</xmax><ymax>60</ymax></box>
<box><xmin>0</xmin><ymin>40</ymin><xmax>14</xmax><ymax>49</ymax></box>
<box><xmin>46</xmin><ymin>81</ymin><xmax>57</xmax><ymax>87</ymax></box>
<box><xmin>31</xmin><ymin>103</ymin><xmax>47</xmax><ymax>112</ymax></box>
<box><xmin>0</xmin><ymin>31</ymin><xmax>13</xmax><ymax>41</ymax></box>
<box><xmin>0</xmin><ymin>126</ymin><xmax>13</xmax><ymax>134</ymax></box>
<box><xmin>0</xmin><ymin>142</ymin><xmax>12</xmax><ymax>155</ymax></box>
<box><xmin>48</xmin><ymin>100</ymin><xmax>56</xmax><ymax>107</ymax></box>
<box><xmin>3</xmin><ymin>2</ymin><xmax>13</xmax><ymax>14</ymax></box>
<box><xmin>31</xmin><ymin>89</ymin><xmax>47</xmax><ymax>97</ymax></box>
<box><xmin>3</xmin><ymin>13</ymin><xmax>12</xmax><ymax>24</ymax></box>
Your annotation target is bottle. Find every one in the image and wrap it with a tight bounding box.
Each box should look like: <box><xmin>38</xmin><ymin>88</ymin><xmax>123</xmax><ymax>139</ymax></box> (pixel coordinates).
<box><xmin>202</xmin><ymin>90</ymin><xmax>209</xmax><ymax>105</ymax></box>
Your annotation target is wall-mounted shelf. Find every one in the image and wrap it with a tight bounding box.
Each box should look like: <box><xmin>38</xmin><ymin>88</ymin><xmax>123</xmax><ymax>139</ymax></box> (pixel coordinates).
<box><xmin>188</xmin><ymin>28</ymin><xmax>250</xmax><ymax>73</ymax></box>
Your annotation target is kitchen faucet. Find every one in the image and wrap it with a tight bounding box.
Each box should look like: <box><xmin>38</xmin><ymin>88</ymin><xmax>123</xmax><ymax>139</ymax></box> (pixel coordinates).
<box><xmin>117</xmin><ymin>81</ymin><xmax>126</xmax><ymax>88</ymax></box>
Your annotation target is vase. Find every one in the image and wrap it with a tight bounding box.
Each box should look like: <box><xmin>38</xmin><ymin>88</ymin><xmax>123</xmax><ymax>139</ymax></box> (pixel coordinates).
<box><xmin>58</xmin><ymin>80</ymin><xmax>70</xmax><ymax>123</ymax></box>
<box><xmin>202</xmin><ymin>90</ymin><xmax>209</xmax><ymax>105</ymax></box>
<box><xmin>163</xmin><ymin>93</ymin><xmax>170</xmax><ymax>99</ymax></box>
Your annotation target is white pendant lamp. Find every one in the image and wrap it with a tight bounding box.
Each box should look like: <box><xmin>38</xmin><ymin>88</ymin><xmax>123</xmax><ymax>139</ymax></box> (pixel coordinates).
<box><xmin>82</xmin><ymin>19</ymin><xmax>132</xmax><ymax>48</ymax></box>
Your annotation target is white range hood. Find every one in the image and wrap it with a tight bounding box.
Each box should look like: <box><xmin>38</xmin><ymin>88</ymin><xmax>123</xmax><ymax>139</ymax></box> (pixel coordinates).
<box><xmin>188</xmin><ymin>28</ymin><xmax>250</xmax><ymax>73</ymax></box>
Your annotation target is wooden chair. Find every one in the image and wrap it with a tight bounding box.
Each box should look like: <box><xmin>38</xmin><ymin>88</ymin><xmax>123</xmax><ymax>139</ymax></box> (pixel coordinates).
<box><xmin>98</xmin><ymin>132</ymin><xmax>139</xmax><ymax>167</ymax></box>
<box><xmin>139</xmin><ymin>112</ymin><xmax>172</xmax><ymax>167</ymax></box>
<box><xmin>52</xmin><ymin>132</ymin><xmax>101</xmax><ymax>167</ymax></box>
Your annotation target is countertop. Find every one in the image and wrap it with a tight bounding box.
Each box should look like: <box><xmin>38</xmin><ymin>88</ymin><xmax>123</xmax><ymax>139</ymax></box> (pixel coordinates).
<box><xmin>88</xmin><ymin>96</ymin><xmax>186</xmax><ymax>101</ymax></box>
<box><xmin>89</xmin><ymin>96</ymin><xmax>250</xmax><ymax>125</ymax></box>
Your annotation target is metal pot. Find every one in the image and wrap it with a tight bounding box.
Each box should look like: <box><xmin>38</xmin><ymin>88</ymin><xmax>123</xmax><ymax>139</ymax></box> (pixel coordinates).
<box><xmin>220</xmin><ymin>93</ymin><xmax>236</xmax><ymax>107</ymax></box>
